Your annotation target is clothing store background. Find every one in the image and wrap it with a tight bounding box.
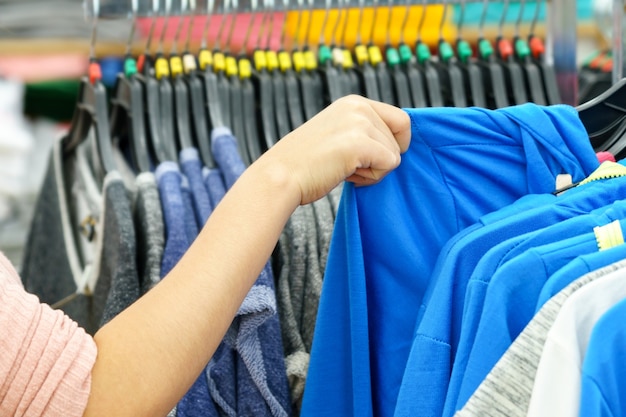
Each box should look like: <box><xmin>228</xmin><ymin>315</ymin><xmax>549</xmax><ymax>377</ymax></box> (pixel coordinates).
<box><xmin>0</xmin><ymin>0</ymin><xmax>602</xmax><ymax>269</ymax></box>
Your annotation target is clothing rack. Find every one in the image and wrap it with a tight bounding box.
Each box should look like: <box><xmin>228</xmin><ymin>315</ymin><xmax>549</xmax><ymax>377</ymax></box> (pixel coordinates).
<box><xmin>87</xmin><ymin>0</ymin><xmax>579</xmax><ymax>105</ymax></box>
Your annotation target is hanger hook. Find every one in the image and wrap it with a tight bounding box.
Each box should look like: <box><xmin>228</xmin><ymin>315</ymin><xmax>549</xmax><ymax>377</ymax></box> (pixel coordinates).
<box><xmin>157</xmin><ymin>0</ymin><xmax>173</xmax><ymax>54</ymax></box>
<box><xmin>125</xmin><ymin>0</ymin><xmax>139</xmax><ymax>56</ymax></box>
<box><xmin>356</xmin><ymin>0</ymin><xmax>365</xmax><ymax>45</ymax></box>
<box><xmin>280</xmin><ymin>0</ymin><xmax>294</xmax><ymax>50</ymax></box>
<box><xmin>255</xmin><ymin>0</ymin><xmax>268</xmax><ymax>50</ymax></box>
<box><xmin>339</xmin><ymin>0</ymin><xmax>351</xmax><ymax>47</ymax></box>
<box><xmin>386</xmin><ymin>0</ymin><xmax>394</xmax><ymax>46</ymax></box>
<box><xmin>266</xmin><ymin>0</ymin><xmax>278</xmax><ymax>50</ymax></box>
<box><xmin>318</xmin><ymin>0</ymin><xmax>332</xmax><ymax>46</ymax></box>
<box><xmin>171</xmin><ymin>0</ymin><xmax>189</xmax><ymax>55</ymax></box>
<box><xmin>214</xmin><ymin>0</ymin><xmax>231</xmax><ymax>50</ymax></box>
<box><xmin>224</xmin><ymin>0</ymin><xmax>240</xmax><ymax>52</ymax></box>
<box><xmin>514</xmin><ymin>0</ymin><xmax>526</xmax><ymax>38</ymax></box>
<box><xmin>416</xmin><ymin>0</ymin><xmax>427</xmax><ymax>43</ymax></box>
<box><xmin>398</xmin><ymin>0</ymin><xmax>410</xmax><ymax>46</ymax></box>
<box><xmin>201</xmin><ymin>0</ymin><xmax>216</xmax><ymax>49</ymax></box>
<box><xmin>88</xmin><ymin>0</ymin><xmax>100</xmax><ymax>61</ymax></box>
<box><xmin>144</xmin><ymin>0</ymin><xmax>160</xmax><ymax>55</ymax></box>
<box><xmin>529</xmin><ymin>0</ymin><xmax>541</xmax><ymax>36</ymax></box>
<box><xmin>241</xmin><ymin>0</ymin><xmax>258</xmax><ymax>54</ymax></box>
<box><xmin>369</xmin><ymin>0</ymin><xmax>379</xmax><ymax>45</ymax></box>
<box><xmin>302</xmin><ymin>0</ymin><xmax>315</xmax><ymax>49</ymax></box>
<box><xmin>438</xmin><ymin>0</ymin><xmax>449</xmax><ymax>42</ymax></box>
<box><xmin>184</xmin><ymin>0</ymin><xmax>198</xmax><ymax>52</ymax></box>
<box><xmin>330</xmin><ymin>0</ymin><xmax>343</xmax><ymax>46</ymax></box>
<box><xmin>498</xmin><ymin>0</ymin><xmax>510</xmax><ymax>38</ymax></box>
<box><xmin>478</xmin><ymin>0</ymin><xmax>488</xmax><ymax>39</ymax></box>
<box><xmin>456</xmin><ymin>0</ymin><xmax>466</xmax><ymax>41</ymax></box>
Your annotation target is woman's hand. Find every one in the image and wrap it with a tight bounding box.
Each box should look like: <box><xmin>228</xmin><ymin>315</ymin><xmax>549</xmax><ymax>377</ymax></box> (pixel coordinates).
<box><xmin>261</xmin><ymin>95</ymin><xmax>412</xmax><ymax>205</ymax></box>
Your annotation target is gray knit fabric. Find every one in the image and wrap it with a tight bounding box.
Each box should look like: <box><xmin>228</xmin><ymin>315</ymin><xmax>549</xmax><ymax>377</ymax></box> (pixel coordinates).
<box><xmin>275</xmin><ymin>205</ymin><xmax>314</xmax><ymax>414</ymax></box>
<box><xmin>21</xmin><ymin>138</ymin><xmax>140</xmax><ymax>334</ymax></box>
<box><xmin>327</xmin><ymin>184</ymin><xmax>343</xmax><ymax>218</ymax></box>
<box><xmin>134</xmin><ymin>172</ymin><xmax>164</xmax><ymax>295</ymax></box>
<box><xmin>93</xmin><ymin>173</ymin><xmax>140</xmax><ymax>328</ymax></box>
<box><xmin>21</xmin><ymin>140</ymin><xmax>96</xmax><ymax>331</ymax></box>
<box><xmin>455</xmin><ymin>260</ymin><xmax>626</xmax><ymax>417</ymax></box>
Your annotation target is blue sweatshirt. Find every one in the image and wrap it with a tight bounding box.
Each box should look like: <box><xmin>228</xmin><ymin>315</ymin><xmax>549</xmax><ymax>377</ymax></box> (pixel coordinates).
<box><xmin>301</xmin><ymin>103</ymin><xmax>599</xmax><ymax>417</ymax></box>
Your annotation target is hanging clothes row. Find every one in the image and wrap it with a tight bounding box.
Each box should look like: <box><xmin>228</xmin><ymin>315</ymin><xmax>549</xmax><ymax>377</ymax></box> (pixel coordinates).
<box><xmin>19</xmin><ymin>0</ymin><xmax>577</xmax><ymax>416</ymax></box>
<box><xmin>300</xmin><ymin>86</ymin><xmax>626</xmax><ymax>417</ymax></box>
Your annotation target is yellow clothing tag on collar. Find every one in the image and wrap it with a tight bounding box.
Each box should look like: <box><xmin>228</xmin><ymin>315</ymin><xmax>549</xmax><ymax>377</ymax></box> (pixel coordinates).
<box><xmin>594</xmin><ymin>220</ymin><xmax>625</xmax><ymax>251</ymax></box>
<box><xmin>580</xmin><ymin>161</ymin><xmax>626</xmax><ymax>186</ymax></box>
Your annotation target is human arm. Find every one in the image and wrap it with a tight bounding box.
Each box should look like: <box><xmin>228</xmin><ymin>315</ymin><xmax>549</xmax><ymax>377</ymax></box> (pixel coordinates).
<box><xmin>83</xmin><ymin>95</ymin><xmax>411</xmax><ymax>417</ymax></box>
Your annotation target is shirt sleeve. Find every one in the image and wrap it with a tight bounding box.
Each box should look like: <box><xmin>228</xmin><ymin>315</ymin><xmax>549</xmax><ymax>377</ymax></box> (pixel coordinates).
<box><xmin>0</xmin><ymin>252</ymin><xmax>97</xmax><ymax>416</ymax></box>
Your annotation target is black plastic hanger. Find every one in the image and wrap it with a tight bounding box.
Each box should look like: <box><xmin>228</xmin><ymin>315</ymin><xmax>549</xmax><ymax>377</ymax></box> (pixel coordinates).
<box><xmin>514</xmin><ymin>36</ymin><xmax>546</xmax><ymax>105</ymax></box>
<box><xmin>474</xmin><ymin>0</ymin><xmax>508</xmax><ymax>109</ymax></box>
<box><xmin>526</xmin><ymin>0</ymin><xmax>560</xmax><ymax>105</ymax></box>
<box><xmin>511</xmin><ymin>0</ymin><xmax>546</xmax><ymax>105</ymax></box>
<box><xmin>352</xmin><ymin>0</ymin><xmax>380</xmax><ymax>101</ymax></box>
<box><xmin>385</xmin><ymin>0</ymin><xmax>412</xmax><ymax>108</ymax></box>
<box><xmin>394</xmin><ymin>0</ymin><xmax>425</xmax><ymax>108</ymax></box>
<box><xmin>183</xmin><ymin>50</ymin><xmax>215</xmax><ymax>168</ymax></box>
<box><xmin>169</xmin><ymin>54</ymin><xmax>195</xmax><ymax>152</ymax></box>
<box><xmin>368</xmin><ymin>0</ymin><xmax>395</xmax><ymax>105</ymax></box>
<box><xmin>494</xmin><ymin>2</ymin><xmax>527</xmax><ymax>105</ymax></box>
<box><xmin>336</xmin><ymin>1</ymin><xmax>361</xmax><ymax>96</ymax></box>
<box><xmin>109</xmin><ymin>56</ymin><xmax>151</xmax><ymax>173</ymax></box>
<box><xmin>251</xmin><ymin>8</ymin><xmax>279</xmax><ymax>150</ymax></box>
<box><xmin>296</xmin><ymin>2</ymin><xmax>326</xmax><ymax>119</ymax></box>
<box><xmin>236</xmin><ymin>3</ymin><xmax>264</xmax><ymax>162</ymax></box>
<box><xmin>133</xmin><ymin>1</ymin><xmax>177</xmax><ymax>164</ymax></box>
<box><xmin>62</xmin><ymin>61</ymin><xmax>117</xmax><ymax>177</ymax></box>
<box><xmin>434</xmin><ymin>1</ymin><xmax>467</xmax><ymax>107</ymax></box>
<box><xmin>220</xmin><ymin>5</ymin><xmax>253</xmax><ymax>165</ymax></box>
<box><xmin>454</xmin><ymin>0</ymin><xmax>486</xmax><ymax>108</ymax></box>
<box><xmin>415</xmin><ymin>0</ymin><xmax>443</xmax><ymax>107</ymax></box>
<box><xmin>576</xmin><ymin>77</ymin><xmax>626</xmax><ymax>150</ymax></box>
<box><xmin>239</xmin><ymin>53</ymin><xmax>264</xmax><ymax>161</ymax></box>
<box><xmin>279</xmin><ymin>0</ymin><xmax>305</xmax><ymax>130</ymax></box>
<box><xmin>180</xmin><ymin>4</ymin><xmax>215</xmax><ymax>168</ymax></box>
<box><xmin>528</xmin><ymin>34</ymin><xmax>561</xmax><ymax>105</ymax></box>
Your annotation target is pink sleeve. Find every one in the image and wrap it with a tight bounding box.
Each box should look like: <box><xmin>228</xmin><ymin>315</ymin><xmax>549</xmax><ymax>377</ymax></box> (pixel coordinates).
<box><xmin>0</xmin><ymin>252</ymin><xmax>97</xmax><ymax>416</ymax></box>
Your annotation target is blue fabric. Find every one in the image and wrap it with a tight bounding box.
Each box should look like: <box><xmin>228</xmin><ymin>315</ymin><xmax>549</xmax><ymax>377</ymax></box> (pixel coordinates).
<box><xmin>206</xmin><ymin>126</ymin><xmax>292</xmax><ymax>417</ymax></box>
<box><xmin>176</xmin><ymin>149</ymin><xmax>221</xmax><ymax>417</ymax></box>
<box><xmin>212</xmin><ymin>127</ymin><xmax>247</xmax><ymax>189</ymax></box>
<box><xmin>442</xmin><ymin>197</ymin><xmax>626</xmax><ymax>416</ymax></box>
<box><xmin>203</xmin><ymin>166</ymin><xmax>227</xmax><ymax>209</ymax></box>
<box><xmin>180</xmin><ymin>176</ymin><xmax>200</xmax><ymax>245</ymax></box>
<box><xmin>180</xmin><ymin>147</ymin><xmax>213</xmax><ymax>226</ymax></box>
<box><xmin>399</xmin><ymin>175</ymin><xmax>626</xmax><ymax>417</ymax></box>
<box><xmin>453</xmin><ymin>226</ymin><xmax>614</xmax><ymax>413</ymax></box>
<box><xmin>579</xmin><ymin>297</ymin><xmax>626</xmax><ymax>417</ymax></box>
<box><xmin>156</xmin><ymin>162</ymin><xmax>193</xmax><ymax>277</ymax></box>
<box><xmin>302</xmin><ymin>104</ymin><xmax>599</xmax><ymax>417</ymax></box>
<box><xmin>536</xmin><ymin>243</ymin><xmax>626</xmax><ymax>310</ymax></box>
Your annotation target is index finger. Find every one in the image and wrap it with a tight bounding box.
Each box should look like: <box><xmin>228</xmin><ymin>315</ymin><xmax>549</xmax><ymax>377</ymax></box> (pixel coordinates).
<box><xmin>365</xmin><ymin>98</ymin><xmax>412</xmax><ymax>153</ymax></box>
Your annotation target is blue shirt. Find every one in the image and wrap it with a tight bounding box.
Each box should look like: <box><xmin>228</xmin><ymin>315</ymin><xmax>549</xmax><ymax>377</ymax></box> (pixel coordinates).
<box><xmin>579</xmin><ymin>296</ymin><xmax>626</xmax><ymax>417</ymax></box>
<box><xmin>176</xmin><ymin>149</ymin><xmax>221</xmax><ymax>417</ymax></box>
<box><xmin>156</xmin><ymin>162</ymin><xmax>194</xmax><ymax>277</ymax></box>
<box><xmin>443</xmin><ymin>197</ymin><xmax>626</xmax><ymax>416</ymax></box>
<box><xmin>536</xmin><ymin>244</ymin><xmax>626</xmax><ymax>310</ymax></box>
<box><xmin>203</xmin><ymin>166</ymin><xmax>227</xmax><ymax>209</ymax></box>
<box><xmin>302</xmin><ymin>103</ymin><xmax>599</xmax><ymax>417</ymax></box>
<box><xmin>180</xmin><ymin>147</ymin><xmax>213</xmax><ymax>226</ymax></box>
<box><xmin>454</xmin><ymin>224</ymin><xmax>622</xmax><ymax>413</ymax></box>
